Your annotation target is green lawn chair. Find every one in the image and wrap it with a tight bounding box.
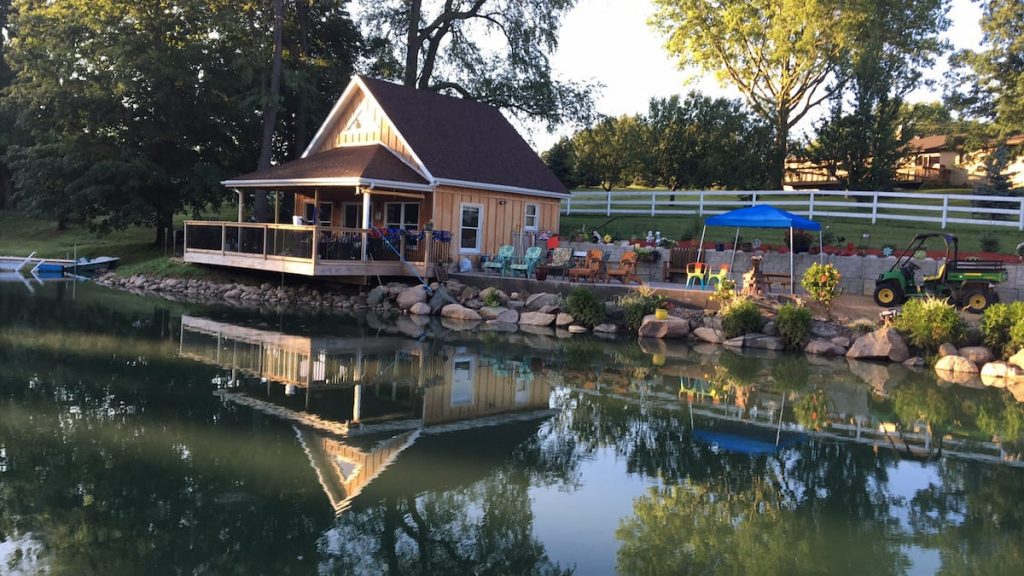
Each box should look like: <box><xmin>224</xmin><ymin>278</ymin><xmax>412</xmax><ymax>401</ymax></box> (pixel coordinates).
<box><xmin>510</xmin><ymin>246</ymin><xmax>543</xmax><ymax>278</ymax></box>
<box><xmin>483</xmin><ymin>244</ymin><xmax>515</xmax><ymax>275</ymax></box>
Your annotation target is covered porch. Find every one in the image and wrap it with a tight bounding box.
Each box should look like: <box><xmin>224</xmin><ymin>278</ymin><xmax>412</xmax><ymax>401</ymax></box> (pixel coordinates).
<box><xmin>183</xmin><ymin>144</ymin><xmax>450</xmax><ymax>278</ymax></box>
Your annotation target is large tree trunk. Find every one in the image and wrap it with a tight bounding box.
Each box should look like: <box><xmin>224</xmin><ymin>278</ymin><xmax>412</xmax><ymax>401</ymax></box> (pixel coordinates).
<box><xmin>403</xmin><ymin>0</ymin><xmax>422</xmax><ymax>87</ymax></box>
<box><xmin>292</xmin><ymin>0</ymin><xmax>311</xmax><ymax>158</ymax></box>
<box><xmin>153</xmin><ymin>210</ymin><xmax>173</xmax><ymax>247</ymax></box>
<box><xmin>770</xmin><ymin>109</ymin><xmax>789</xmax><ymax>190</ymax></box>
<box><xmin>255</xmin><ymin>0</ymin><xmax>285</xmax><ymax>222</ymax></box>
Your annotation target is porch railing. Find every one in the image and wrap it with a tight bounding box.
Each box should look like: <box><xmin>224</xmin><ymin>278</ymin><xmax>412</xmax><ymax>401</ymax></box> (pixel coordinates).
<box><xmin>183</xmin><ymin>221</ymin><xmax>443</xmax><ymax>265</ymax></box>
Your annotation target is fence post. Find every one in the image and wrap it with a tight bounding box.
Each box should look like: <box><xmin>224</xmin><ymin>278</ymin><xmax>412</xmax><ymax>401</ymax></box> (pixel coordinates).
<box><xmin>808</xmin><ymin>191</ymin><xmax>815</xmax><ymax>219</ymax></box>
<box><xmin>221</xmin><ymin>224</ymin><xmax>226</xmax><ymax>255</ymax></box>
<box><xmin>1019</xmin><ymin>198</ymin><xmax>1024</xmax><ymax>231</ymax></box>
<box><xmin>650</xmin><ymin>191</ymin><xmax>656</xmax><ymax>216</ymax></box>
<box><xmin>606</xmin><ymin>190</ymin><xmax>612</xmax><ymax>216</ymax></box>
<box><xmin>566</xmin><ymin>197</ymin><xmax>571</xmax><ymax>215</ymax></box>
<box><xmin>263</xmin><ymin>226</ymin><xmax>268</xmax><ymax>258</ymax></box>
<box><xmin>698</xmin><ymin>191</ymin><xmax>704</xmax><ymax>216</ymax></box>
<box><xmin>871</xmin><ymin>193</ymin><xmax>878</xmax><ymax>224</ymax></box>
<box><xmin>941</xmin><ymin>196</ymin><xmax>949</xmax><ymax>229</ymax></box>
<box><xmin>752</xmin><ymin>191</ymin><xmax>758</xmax><ymax>205</ymax></box>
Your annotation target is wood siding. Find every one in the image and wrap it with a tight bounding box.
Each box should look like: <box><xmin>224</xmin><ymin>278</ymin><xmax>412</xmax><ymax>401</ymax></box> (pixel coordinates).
<box><xmin>423</xmin><ymin>357</ymin><xmax>551</xmax><ymax>425</ymax></box>
<box><xmin>431</xmin><ymin>185</ymin><xmax>561</xmax><ymax>262</ymax></box>
<box><xmin>308</xmin><ymin>87</ymin><xmax>420</xmax><ymax>172</ymax></box>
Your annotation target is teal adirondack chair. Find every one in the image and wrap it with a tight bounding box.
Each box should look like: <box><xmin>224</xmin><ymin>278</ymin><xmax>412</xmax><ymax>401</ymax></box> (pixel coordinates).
<box><xmin>510</xmin><ymin>246</ymin><xmax>543</xmax><ymax>278</ymax></box>
<box><xmin>483</xmin><ymin>245</ymin><xmax>515</xmax><ymax>275</ymax></box>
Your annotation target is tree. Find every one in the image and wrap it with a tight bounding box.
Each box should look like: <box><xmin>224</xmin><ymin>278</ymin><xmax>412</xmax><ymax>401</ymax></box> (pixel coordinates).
<box><xmin>651</xmin><ymin>0</ymin><xmax>852</xmax><ymax>189</ymax></box>
<box><xmin>946</xmin><ymin>0</ymin><xmax>1024</xmax><ymax>137</ymax></box>
<box><xmin>361</xmin><ymin>0</ymin><xmax>596</xmax><ymax>129</ymax></box>
<box><xmin>254</xmin><ymin>0</ymin><xmax>286</xmax><ymax>222</ymax></box>
<box><xmin>0</xmin><ymin>0</ymin><xmax>14</xmax><ymax>209</ymax></box>
<box><xmin>541</xmin><ymin>136</ymin><xmax>579</xmax><ymax>190</ymax></box>
<box><xmin>572</xmin><ymin>115</ymin><xmax>646</xmax><ymax>191</ymax></box>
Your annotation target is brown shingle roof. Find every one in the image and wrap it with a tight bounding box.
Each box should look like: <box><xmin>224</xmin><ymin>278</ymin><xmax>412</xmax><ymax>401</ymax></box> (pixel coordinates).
<box><xmin>907</xmin><ymin>135</ymin><xmax>952</xmax><ymax>152</ymax></box>
<box><xmin>358</xmin><ymin>76</ymin><xmax>569</xmax><ymax>195</ymax></box>
<box><xmin>225</xmin><ymin>144</ymin><xmax>428</xmax><ymax>186</ymax></box>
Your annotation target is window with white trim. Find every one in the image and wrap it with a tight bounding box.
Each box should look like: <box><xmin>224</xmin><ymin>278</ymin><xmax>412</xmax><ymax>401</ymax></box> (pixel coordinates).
<box><xmin>451</xmin><ymin>357</ymin><xmax>475</xmax><ymax>407</ymax></box>
<box><xmin>303</xmin><ymin>201</ymin><xmax>333</xmax><ymax>227</ymax></box>
<box><xmin>386</xmin><ymin>202</ymin><xmax>421</xmax><ymax>247</ymax></box>
<box><xmin>342</xmin><ymin>203</ymin><xmax>362</xmax><ymax>229</ymax></box>
<box><xmin>460</xmin><ymin>204</ymin><xmax>483</xmax><ymax>253</ymax></box>
<box><xmin>524</xmin><ymin>203</ymin><xmax>539</xmax><ymax>231</ymax></box>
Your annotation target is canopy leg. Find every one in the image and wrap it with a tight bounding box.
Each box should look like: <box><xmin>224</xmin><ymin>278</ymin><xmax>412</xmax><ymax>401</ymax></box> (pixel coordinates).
<box><xmin>728</xmin><ymin>227</ymin><xmax>740</xmax><ymax>281</ymax></box>
<box><xmin>696</xmin><ymin>225</ymin><xmax>707</xmax><ymax>262</ymax></box>
<box><xmin>819</xmin><ymin>232</ymin><xmax>824</xmax><ymax>264</ymax></box>
<box><xmin>789</xmin><ymin>225</ymin><xmax>795</xmax><ymax>295</ymax></box>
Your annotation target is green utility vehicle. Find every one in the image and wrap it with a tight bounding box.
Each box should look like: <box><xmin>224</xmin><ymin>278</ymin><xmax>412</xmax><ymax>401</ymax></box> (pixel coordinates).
<box><xmin>872</xmin><ymin>233</ymin><xmax>1007</xmax><ymax>313</ymax></box>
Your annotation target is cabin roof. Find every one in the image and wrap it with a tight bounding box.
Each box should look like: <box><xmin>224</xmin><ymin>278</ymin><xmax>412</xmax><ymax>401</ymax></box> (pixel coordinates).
<box><xmin>908</xmin><ymin>135</ymin><xmax>954</xmax><ymax>152</ymax></box>
<box><xmin>223</xmin><ymin>144</ymin><xmax>429</xmax><ymax>188</ymax></box>
<box><xmin>356</xmin><ymin>76</ymin><xmax>569</xmax><ymax>196</ymax></box>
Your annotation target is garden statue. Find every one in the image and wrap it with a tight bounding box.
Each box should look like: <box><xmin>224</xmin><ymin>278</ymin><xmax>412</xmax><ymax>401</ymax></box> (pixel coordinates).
<box><xmin>646</xmin><ymin>230</ymin><xmax>655</xmax><ymax>244</ymax></box>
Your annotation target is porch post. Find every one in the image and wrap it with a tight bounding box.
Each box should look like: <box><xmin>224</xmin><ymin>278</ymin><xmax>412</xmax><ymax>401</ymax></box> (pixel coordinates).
<box><xmin>273</xmin><ymin>191</ymin><xmax>280</xmax><ymax>224</ymax></box>
<box><xmin>789</xmin><ymin>226</ymin><xmax>795</xmax><ymax>295</ymax></box>
<box><xmin>237</xmin><ymin>190</ymin><xmax>244</xmax><ymax>223</ymax></box>
<box><xmin>313</xmin><ymin>188</ymin><xmax>320</xmax><ymax>224</ymax></box>
<box><xmin>361</xmin><ymin>188</ymin><xmax>371</xmax><ymax>261</ymax></box>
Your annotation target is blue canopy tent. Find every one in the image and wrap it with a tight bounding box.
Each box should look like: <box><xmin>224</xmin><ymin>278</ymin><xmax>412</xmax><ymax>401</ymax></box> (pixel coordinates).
<box><xmin>696</xmin><ymin>205</ymin><xmax>823</xmax><ymax>294</ymax></box>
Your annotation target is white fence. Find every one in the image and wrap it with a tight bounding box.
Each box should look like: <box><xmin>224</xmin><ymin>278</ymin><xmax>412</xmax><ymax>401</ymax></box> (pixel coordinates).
<box><xmin>561</xmin><ymin>189</ymin><xmax>1024</xmax><ymax>230</ymax></box>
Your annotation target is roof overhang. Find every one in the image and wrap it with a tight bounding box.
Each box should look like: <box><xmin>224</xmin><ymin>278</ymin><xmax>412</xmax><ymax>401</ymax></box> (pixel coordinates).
<box><xmin>434</xmin><ymin>178</ymin><xmax>571</xmax><ymax>200</ymax></box>
<box><xmin>221</xmin><ymin>177</ymin><xmax>435</xmax><ymax>193</ymax></box>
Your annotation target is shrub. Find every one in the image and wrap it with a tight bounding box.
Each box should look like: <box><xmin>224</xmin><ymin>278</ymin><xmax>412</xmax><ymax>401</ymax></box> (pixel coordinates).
<box><xmin>893</xmin><ymin>296</ymin><xmax>966</xmax><ymax>353</ymax></box>
<box><xmin>801</xmin><ymin>263</ymin><xmax>842</xmax><ymax>318</ymax></box>
<box><xmin>794</xmin><ymin>387</ymin><xmax>832</xmax><ymax>431</ymax></box>
<box><xmin>980</xmin><ymin>232</ymin><xmax>1001</xmax><ymax>254</ymax></box>
<box><xmin>481</xmin><ymin>289</ymin><xmax>502</xmax><ymax>308</ymax></box>
<box><xmin>783</xmin><ymin>229</ymin><xmax>814</xmax><ymax>253</ymax></box>
<box><xmin>709</xmin><ymin>278</ymin><xmax>738</xmax><ymax>309</ymax></box>
<box><xmin>721</xmin><ymin>297</ymin><xmax>764</xmax><ymax>339</ymax></box>
<box><xmin>617</xmin><ymin>284</ymin><xmax>666</xmax><ymax>331</ymax></box>
<box><xmin>775</xmin><ymin>303</ymin><xmax>813</xmax><ymax>351</ymax></box>
<box><xmin>564</xmin><ymin>287</ymin><xmax>606</xmax><ymax>328</ymax></box>
<box><xmin>980</xmin><ymin>302</ymin><xmax>1024</xmax><ymax>357</ymax></box>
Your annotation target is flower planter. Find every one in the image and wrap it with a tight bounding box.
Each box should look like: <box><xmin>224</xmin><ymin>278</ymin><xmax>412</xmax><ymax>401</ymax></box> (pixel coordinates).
<box><xmin>535</xmin><ymin>266</ymin><xmax>549</xmax><ymax>281</ymax></box>
<box><xmin>655</xmin><ymin>308</ymin><xmax>669</xmax><ymax>320</ymax></box>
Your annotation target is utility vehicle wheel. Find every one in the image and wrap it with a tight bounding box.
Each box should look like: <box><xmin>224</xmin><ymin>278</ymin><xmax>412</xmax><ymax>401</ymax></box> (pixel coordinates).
<box><xmin>962</xmin><ymin>288</ymin><xmax>994</xmax><ymax>314</ymax></box>
<box><xmin>873</xmin><ymin>282</ymin><xmax>904</xmax><ymax>307</ymax></box>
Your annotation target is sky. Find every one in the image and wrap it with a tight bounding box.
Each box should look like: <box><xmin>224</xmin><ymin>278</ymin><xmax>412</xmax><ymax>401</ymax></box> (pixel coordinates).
<box><xmin>528</xmin><ymin>0</ymin><xmax>986</xmax><ymax>151</ymax></box>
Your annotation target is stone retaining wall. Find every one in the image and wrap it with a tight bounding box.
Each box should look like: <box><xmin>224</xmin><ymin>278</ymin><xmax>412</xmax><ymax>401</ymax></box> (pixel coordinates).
<box><xmin>563</xmin><ymin>242</ymin><xmax>1024</xmax><ymax>301</ymax></box>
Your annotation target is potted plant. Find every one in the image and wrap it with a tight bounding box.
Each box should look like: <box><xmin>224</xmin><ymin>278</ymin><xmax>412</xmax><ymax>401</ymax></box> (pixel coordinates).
<box><xmin>535</xmin><ymin>264</ymin><xmax>549</xmax><ymax>281</ymax></box>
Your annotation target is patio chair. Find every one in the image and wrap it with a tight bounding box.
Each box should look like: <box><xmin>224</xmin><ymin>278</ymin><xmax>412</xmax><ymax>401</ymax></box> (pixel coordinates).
<box><xmin>706</xmin><ymin>264</ymin><xmax>730</xmax><ymax>288</ymax></box>
<box><xmin>510</xmin><ymin>246</ymin><xmax>543</xmax><ymax>277</ymax></box>
<box><xmin>482</xmin><ymin>244</ymin><xmax>515</xmax><ymax>276</ymax></box>
<box><xmin>685</xmin><ymin>262</ymin><xmax>710</xmax><ymax>288</ymax></box>
<box><xmin>606</xmin><ymin>251</ymin><xmax>640</xmax><ymax>284</ymax></box>
<box><xmin>546</xmin><ymin>247</ymin><xmax>573</xmax><ymax>279</ymax></box>
<box><xmin>567</xmin><ymin>248</ymin><xmax>603</xmax><ymax>282</ymax></box>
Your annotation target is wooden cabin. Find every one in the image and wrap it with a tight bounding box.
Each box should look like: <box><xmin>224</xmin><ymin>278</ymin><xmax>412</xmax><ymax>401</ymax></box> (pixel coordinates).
<box><xmin>183</xmin><ymin>75</ymin><xmax>568</xmax><ymax>280</ymax></box>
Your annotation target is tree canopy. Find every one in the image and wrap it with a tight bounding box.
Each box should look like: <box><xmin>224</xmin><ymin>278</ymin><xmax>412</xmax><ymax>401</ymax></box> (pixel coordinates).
<box><xmin>361</xmin><ymin>0</ymin><xmax>596</xmax><ymax>129</ymax></box>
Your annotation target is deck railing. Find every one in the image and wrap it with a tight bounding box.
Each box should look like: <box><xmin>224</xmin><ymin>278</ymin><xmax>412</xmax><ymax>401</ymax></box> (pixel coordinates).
<box><xmin>183</xmin><ymin>221</ymin><xmax>439</xmax><ymax>265</ymax></box>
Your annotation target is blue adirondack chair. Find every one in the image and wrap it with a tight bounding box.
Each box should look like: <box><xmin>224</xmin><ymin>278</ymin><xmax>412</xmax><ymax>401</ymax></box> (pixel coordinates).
<box><xmin>483</xmin><ymin>245</ymin><xmax>515</xmax><ymax>275</ymax></box>
<box><xmin>510</xmin><ymin>246</ymin><xmax>543</xmax><ymax>277</ymax></box>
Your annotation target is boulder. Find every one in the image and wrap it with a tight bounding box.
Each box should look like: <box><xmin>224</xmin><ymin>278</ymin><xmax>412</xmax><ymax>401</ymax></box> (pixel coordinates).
<box><xmin>980</xmin><ymin>361</ymin><xmax>1024</xmax><ymax>388</ymax></box>
<box><xmin>903</xmin><ymin>357</ymin><xmax>926</xmax><ymax>368</ymax></box>
<box><xmin>478</xmin><ymin>306</ymin><xmax>508</xmax><ymax>320</ymax></box>
<box><xmin>495</xmin><ymin>309</ymin><xmax>520</xmax><ymax>324</ymax></box>
<box><xmin>692</xmin><ymin>326</ymin><xmax>725</xmax><ymax>344</ymax></box>
<box><xmin>481</xmin><ymin>320</ymin><xmax>518</xmax><ymax>333</ymax></box>
<box><xmin>429</xmin><ymin>287</ymin><xmax>458</xmax><ymax>315</ymax></box>
<box><xmin>539</xmin><ymin>304</ymin><xmax>561</xmax><ymax>314</ymax></box>
<box><xmin>593</xmin><ymin>323</ymin><xmax>618</xmax><ymax>334</ymax></box>
<box><xmin>409</xmin><ymin>302</ymin><xmax>431</xmax><ymax>316</ymax></box>
<box><xmin>441</xmin><ymin>318</ymin><xmax>481</xmax><ymax>331</ymax></box>
<box><xmin>366</xmin><ymin>285</ymin><xmax>388</xmax><ymax>306</ymax></box>
<box><xmin>1008</xmin><ymin>382</ymin><xmax>1024</xmax><ymax>403</ymax></box>
<box><xmin>568</xmin><ymin>325</ymin><xmax>588</xmax><ymax>334</ymax></box>
<box><xmin>958</xmin><ymin>346</ymin><xmax>994</xmax><ymax>365</ymax></box>
<box><xmin>555</xmin><ymin>313</ymin><xmax>575</xmax><ymax>327</ymax></box>
<box><xmin>762</xmin><ymin>321</ymin><xmax>777</xmax><ymax>336</ymax></box>
<box><xmin>725</xmin><ymin>334</ymin><xmax>784</xmax><ymax>350</ymax></box>
<box><xmin>224</xmin><ymin>288</ymin><xmax>243</xmax><ymax>300</ymax></box>
<box><xmin>525</xmin><ymin>293</ymin><xmax>560</xmax><ymax>311</ymax></box>
<box><xmin>937</xmin><ymin>342</ymin><xmax>959</xmax><ymax>358</ymax></box>
<box><xmin>804</xmin><ymin>339</ymin><xmax>846</xmax><ymax>356</ymax></box>
<box><xmin>464</xmin><ymin>299</ymin><xmax>485</xmax><ymax>310</ymax></box>
<box><xmin>810</xmin><ymin>320</ymin><xmax>843</xmax><ymax>339</ymax></box>
<box><xmin>934</xmin><ymin>355</ymin><xmax>978</xmax><ymax>374</ymax></box>
<box><xmin>1009</xmin><ymin>349</ymin><xmax>1024</xmax><ymax>371</ymax></box>
<box><xmin>638</xmin><ymin>314</ymin><xmax>691</xmax><ymax>339</ymax></box>
<box><xmin>440</xmin><ymin>303</ymin><xmax>482</xmax><ymax>321</ymax></box>
<box><xmin>396</xmin><ymin>285</ymin><xmax>428</xmax><ymax>310</ymax></box>
<box><xmin>846</xmin><ymin>327</ymin><xmax>910</xmax><ymax>363</ymax></box>
<box><xmin>479</xmin><ymin>287</ymin><xmax>508</xmax><ymax>305</ymax></box>
<box><xmin>519</xmin><ymin>311</ymin><xmax>556</xmax><ymax>326</ymax></box>
<box><xmin>460</xmin><ymin>286</ymin><xmax>480</xmax><ymax>302</ymax></box>
<box><xmin>830</xmin><ymin>336</ymin><xmax>851</xmax><ymax>349</ymax></box>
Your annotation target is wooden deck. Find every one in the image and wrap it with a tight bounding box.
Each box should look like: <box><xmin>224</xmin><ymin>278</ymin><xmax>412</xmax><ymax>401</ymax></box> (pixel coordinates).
<box><xmin>182</xmin><ymin>220</ymin><xmax>444</xmax><ymax>278</ymax></box>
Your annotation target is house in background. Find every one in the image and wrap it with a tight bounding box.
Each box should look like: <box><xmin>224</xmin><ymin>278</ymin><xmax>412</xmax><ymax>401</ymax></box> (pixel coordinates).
<box><xmin>895</xmin><ymin>135</ymin><xmax>968</xmax><ymax>187</ymax></box>
<box><xmin>183</xmin><ymin>75</ymin><xmax>568</xmax><ymax>280</ymax></box>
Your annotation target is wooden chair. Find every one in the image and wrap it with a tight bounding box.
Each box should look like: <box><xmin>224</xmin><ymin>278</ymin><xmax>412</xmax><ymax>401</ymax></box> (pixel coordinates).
<box><xmin>606</xmin><ymin>251</ymin><xmax>640</xmax><ymax>284</ymax></box>
<box><xmin>482</xmin><ymin>244</ymin><xmax>515</xmax><ymax>276</ymax></box>
<box><xmin>706</xmin><ymin>264</ymin><xmax>730</xmax><ymax>287</ymax></box>
<box><xmin>567</xmin><ymin>248</ymin><xmax>603</xmax><ymax>282</ymax></box>
<box><xmin>663</xmin><ymin>247</ymin><xmax>693</xmax><ymax>281</ymax></box>
<box><xmin>685</xmin><ymin>262</ymin><xmax>709</xmax><ymax>288</ymax></box>
<box><xmin>509</xmin><ymin>246</ymin><xmax>543</xmax><ymax>277</ymax></box>
<box><xmin>547</xmin><ymin>247</ymin><xmax>573</xmax><ymax>279</ymax></box>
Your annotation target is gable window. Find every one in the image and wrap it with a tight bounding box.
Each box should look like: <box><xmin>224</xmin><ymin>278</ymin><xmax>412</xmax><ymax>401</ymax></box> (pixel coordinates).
<box><xmin>304</xmin><ymin>201</ymin><xmax>333</xmax><ymax>227</ymax></box>
<box><xmin>460</xmin><ymin>204</ymin><xmax>483</xmax><ymax>253</ymax></box>
<box><xmin>385</xmin><ymin>202</ymin><xmax>421</xmax><ymax>247</ymax></box>
<box><xmin>524</xmin><ymin>203</ymin><xmax>539</xmax><ymax>231</ymax></box>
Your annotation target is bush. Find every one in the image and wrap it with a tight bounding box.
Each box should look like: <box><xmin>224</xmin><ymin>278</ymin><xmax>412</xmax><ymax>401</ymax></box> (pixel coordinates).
<box><xmin>801</xmin><ymin>263</ymin><xmax>842</xmax><ymax>318</ymax></box>
<box><xmin>709</xmin><ymin>278</ymin><xmax>738</xmax><ymax>309</ymax></box>
<box><xmin>893</xmin><ymin>296</ymin><xmax>966</xmax><ymax>353</ymax></box>
<box><xmin>783</xmin><ymin>229</ymin><xmax>814</xmax><ymax>253</ymax></box>
<box><xmin>775</xmin><ymin>303</ymin><xmax>813</xmax><ymax>351</ymax></box>
<box><xmin>564</xmin><ymin>287</ymin><xmax>606</xmax><ymax>328</ymax></box>
<box><xmin>721</xmin><ymin>297</ymin><xmax>764</xmax><ymax>338</ymax></box>
<box><xmin>617</xmin><ymin>284</ymin><xmax>666</xmax><ymax>331</ymax></box>
<box><xmin>980</xmin><ymin>302</ymin><xmax>1024</xmax><ymax>357</ymax></box>
<box><xmin>980</xmin><ymin>232</ymin><xmax>1001</xmax><ymax>254</ymax></box>
<box><xmin>481</xmin><ymin>289</ymin><xmax>502</xmax><ymax>308</ymax></box>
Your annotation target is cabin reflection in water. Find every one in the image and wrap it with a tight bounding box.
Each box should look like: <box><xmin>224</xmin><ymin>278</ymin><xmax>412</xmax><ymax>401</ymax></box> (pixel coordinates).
<box><xmin>178</xmin><ymin>315</ymin><xmax>554</xmax><ymax>514</ymax></box>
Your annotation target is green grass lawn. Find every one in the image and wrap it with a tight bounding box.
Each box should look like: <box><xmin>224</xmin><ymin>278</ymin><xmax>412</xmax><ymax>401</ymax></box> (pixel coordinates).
<box><xmin>561</xmin><ymin>187</ymin><xmax>1024</xmax><ymax>254</ymax></box>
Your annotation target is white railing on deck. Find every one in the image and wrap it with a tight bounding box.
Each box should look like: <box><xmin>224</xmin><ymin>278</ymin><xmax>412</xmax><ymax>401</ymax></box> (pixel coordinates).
<box><xmin>561</xmin><ymin>189</ymin><xmax>1024</xmax><ymax>230</ymax></box>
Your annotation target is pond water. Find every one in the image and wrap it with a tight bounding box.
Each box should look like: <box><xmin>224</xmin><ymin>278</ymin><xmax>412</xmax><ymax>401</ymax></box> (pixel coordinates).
<box><xmin>1</xmin><ymin>281</ymin><xmax>1023</xmax><ymax>575</ymax></box>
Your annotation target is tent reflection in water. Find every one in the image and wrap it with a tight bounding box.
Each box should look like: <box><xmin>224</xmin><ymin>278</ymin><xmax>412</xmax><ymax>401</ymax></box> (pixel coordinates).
<box><xmin>696</xmin><ymin>204</ymin><xmax>823</xmax><ymax>294</ymax></box>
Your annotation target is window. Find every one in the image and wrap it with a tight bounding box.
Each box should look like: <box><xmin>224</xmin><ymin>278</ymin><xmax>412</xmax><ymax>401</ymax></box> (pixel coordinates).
<box><xmin>303</xmin><ymin>202</ymin><xmax>333</xmax><ymax>227</ymax></box>
<box><xmin>385</xmin><ymin>202</ymin><xmax>420</xmax><ymax>246</ymax></box>
<box><xmin>451</xmin><ymin>357</ymin><xmax>475</xmax><ymax>406</ymax></box>
<box><xmin>524</xmin><ymin>203</ymin><xmax>539</xmax><ymax>231</ymax></box>
<box><xmin>460</xmin><ymin>204</ymin><xmax>483</xmax><ymax>253</ymax></box>
<box><xmin>342</xmin><ymin>203</ymin><xmax>362</xmax><ymax>229</ymax></box>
